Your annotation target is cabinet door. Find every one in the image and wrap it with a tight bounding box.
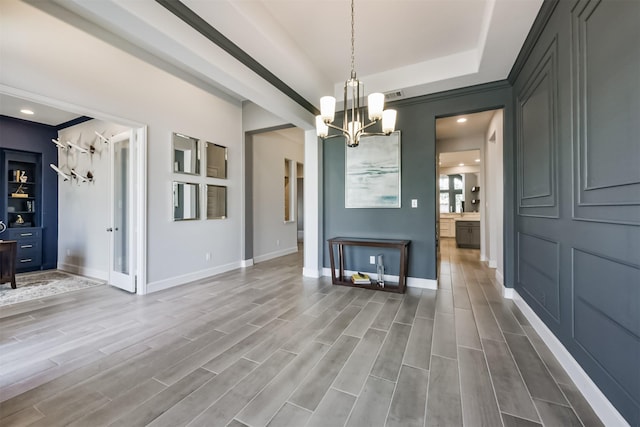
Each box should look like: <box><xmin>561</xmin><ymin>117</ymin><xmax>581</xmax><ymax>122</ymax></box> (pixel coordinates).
<box><xmin>470</xmin><ymin>226</ymin><xmax>481</xmax><ymax>247</ymax></box>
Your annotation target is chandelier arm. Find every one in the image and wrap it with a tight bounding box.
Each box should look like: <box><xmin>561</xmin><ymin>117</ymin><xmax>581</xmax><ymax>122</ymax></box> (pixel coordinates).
<box><xmin>325</xmin><ymin>121</ymin><xmax>350</xmax><ymax>133</ymax></box>
<box><xmin>358</xmin><ymin>119</ymin><xmax>381</xmax><ymax>132</ymax></box>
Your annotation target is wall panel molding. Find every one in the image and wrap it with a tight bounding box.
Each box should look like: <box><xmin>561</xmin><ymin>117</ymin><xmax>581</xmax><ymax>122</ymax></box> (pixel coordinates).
<box><xmin>571</xmin><ymin>0</ymin><xmax>640</xmax><ymax>225</ymax></box>
<box><xmin>516</xmin><ymin>232</ymin><xmax>560</xmax><ymax>322</ymax></box>
<box><xmin>517</xmin><ymin>37</ymin><xmax>560</xmax><ymax>218</ymax></box>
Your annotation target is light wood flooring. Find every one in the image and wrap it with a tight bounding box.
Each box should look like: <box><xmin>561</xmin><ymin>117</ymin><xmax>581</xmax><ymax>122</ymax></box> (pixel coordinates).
<box><xmin>0</xmin><ymin>239</ymin><xmax>605</xmax><ymax>426</ymax></box>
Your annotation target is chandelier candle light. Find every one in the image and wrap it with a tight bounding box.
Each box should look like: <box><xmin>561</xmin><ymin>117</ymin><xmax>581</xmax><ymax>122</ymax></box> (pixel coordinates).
<box><xmin>315</xmin><ymin>0</ymin><xmax>397</xmax><ymax>147</ymax></box>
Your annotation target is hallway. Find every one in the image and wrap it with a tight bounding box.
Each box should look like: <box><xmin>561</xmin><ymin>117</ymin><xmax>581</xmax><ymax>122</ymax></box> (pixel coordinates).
<box><xmin>0</xmin><ymin>242</ymin><xmax>604</xmax><ymax>426</ymax></box>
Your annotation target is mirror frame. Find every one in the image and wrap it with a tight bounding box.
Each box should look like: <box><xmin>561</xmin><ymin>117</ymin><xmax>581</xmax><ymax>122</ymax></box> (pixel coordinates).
<box><xmin>206</xmin><ymin>184</ymin><xmax>227</xmax><ymax>219</ymax></box>
<box><xmin>206</xmin><ymin>142</ymin><xmax>228</xmax><ymax>179</ymax></box>
<box><xmin>172</xmin><ymin>181</ymin><xmax>200</xmax><ymax>221</ymax></box>
<box><xmin>172</xmin><ymin>132</ymin><xmax>200</xmax><ymax>175</ymax></box>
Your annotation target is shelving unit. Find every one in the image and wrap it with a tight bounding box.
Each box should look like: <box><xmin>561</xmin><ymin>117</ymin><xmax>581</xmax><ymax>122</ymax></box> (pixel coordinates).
<box><xmin>2</xmin><ymin>150</ymin><xmax>43</xmax><ymax>272</ymax></box>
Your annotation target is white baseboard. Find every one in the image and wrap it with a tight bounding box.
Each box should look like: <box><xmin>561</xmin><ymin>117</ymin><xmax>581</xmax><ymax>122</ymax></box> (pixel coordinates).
<box><xmin>146</xmin><ymin>261</ymin><xmax>242</xmax><ymax>294</ymax></box>
<box><xmin>321</xmin><ymin>268</ymin><xmax>437</xmax><ymax>290</ymax></box>
<box><xmin>240</xmin><ymin>259</ymin><xmax>254</xmax><ymax>268</ymax></box>
<box><xmin>407</xmin><ymin>277</ymin><xmax>438</xmax><ymax>290</ymax></box>
<box><xmin>57</xmin><ymin>263</ymin><xmax>108</xmax><ymax>281</ymax></box>
<box><xmin>491</xmin><ymin>271</ymin><xmax>514</xmax><ymax>299</ymax></box>
<box><xmin>253</xmin><ymin>246</ymin><xmax>298</xmax><ymax>263</ymax></box>
<box><xmin>488</xmin><ymin>259</ymin><xmax>497</xmax><ymax>268</ymax></box>
<box><xmin>303</xmin><ymin>267</ymin><xmax>322</xmax><ymax>278</ymax></box>
<box><xmin>512</xmin><ymin>291</ymin><xmax>629</xmax><ymax>427</ymax></box>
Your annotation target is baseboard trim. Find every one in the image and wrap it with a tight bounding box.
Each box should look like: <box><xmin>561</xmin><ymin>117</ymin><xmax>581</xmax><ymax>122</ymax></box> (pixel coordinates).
<box><xmin>321</xmin><ymin>268</ymin><xmax>437</xmax><ymax>290</ymax></box>
<box><xmin>240</xmin><ymin>259</ymin><xmax>254</xmax><ymax>268</ymax></box>
<box><xmin>253</xmin><ymin>246</ymin><xmax>298</xmax><ymax>263</ymax></box>
<box><xmin>512</xmin><ymin>290</ymin><xmax>629</xmax><ymax>427</ymax></box>
<box><xmin>407</xmin><ymin>277</ymin><xmax>438</xmax><ymax>290</ymax></box>
<box><xmin>488</xmin><ymin>259</ymin><xmax>497</xmax><ymax>268</ymax></box>
<box><xmin>146</xmin><ymin>261</ymin><xmax>242</xmax><ymax>294</ymax></box>
<box><xmin>303</xmin><ymin>267</ymin><xmax>322</xmax><ymax>278</ymax></box>
<box><xmin>489</xmin><ymin>269</ymin><xmax>514</xmax><ymax>299</ymax></box>
<box><xmin>57</xmin><ymin>263</ymin><xmax>108</xmax><ymax>281</ymax></box>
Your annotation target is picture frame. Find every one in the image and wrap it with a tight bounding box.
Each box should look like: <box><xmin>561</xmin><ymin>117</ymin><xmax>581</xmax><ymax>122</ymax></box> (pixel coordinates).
<box><xmin>345</xmin><ymin>131</ymin><xmax>401</xmax><ymax>208</ymax></box>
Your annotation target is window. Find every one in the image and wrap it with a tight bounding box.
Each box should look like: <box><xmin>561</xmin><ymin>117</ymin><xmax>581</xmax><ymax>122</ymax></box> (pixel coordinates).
<box><xmin>439</xmin><ymin>174</ymin><xmax>463</xmax><ymax>213</ymax></box>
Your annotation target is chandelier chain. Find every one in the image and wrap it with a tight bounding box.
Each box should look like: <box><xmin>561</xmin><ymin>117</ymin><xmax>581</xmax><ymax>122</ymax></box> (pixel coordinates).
<box><xmin>350</xmin><ymin>0</ymin><xmax>355</xmax><ymax>77</ymax></box>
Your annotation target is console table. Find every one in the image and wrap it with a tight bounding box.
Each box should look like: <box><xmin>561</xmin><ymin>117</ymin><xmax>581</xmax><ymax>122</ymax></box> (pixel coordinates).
<box><xmin>328</xmin><ymin>237</ymin><xmax>410</xmax><ymax>294</ymax></box>
<box><xmin>0</xmin><ymin>240</ymin><xmax>17</xmax><ymax>289</ymax></box>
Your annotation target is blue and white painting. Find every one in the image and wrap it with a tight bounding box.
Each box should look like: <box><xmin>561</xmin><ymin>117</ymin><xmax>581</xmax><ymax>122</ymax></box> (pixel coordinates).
<box><xmin>345</xmin><ymin>132</ymin><xmax>401</xmax><ymax>208</ymax></box>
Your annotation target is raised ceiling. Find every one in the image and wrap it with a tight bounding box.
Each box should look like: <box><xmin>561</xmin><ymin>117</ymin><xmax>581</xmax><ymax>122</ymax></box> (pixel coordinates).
<box><xmin>44</xmin><ymin>0</ymin><xmax>542</xmax><ymax>124</ymax></box>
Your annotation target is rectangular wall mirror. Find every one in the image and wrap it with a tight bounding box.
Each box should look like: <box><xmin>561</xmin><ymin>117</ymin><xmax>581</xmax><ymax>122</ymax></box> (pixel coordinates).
<box><xmin>207</xmin><ymin>185</ymin><xmax>227</xmax><ymax>219</ymax></box>
<box><xmin>173</xmin><ymin>182</ymin><xmax>199</xmax><ymax>220</ymax></box>
<box><xmin>206</xmin><ymin>142</ymin><xmax>227</xmax><ymax>179</ymax></box>
<box><xmin>173</xmin><ymin>133</ymin><xmax>200</xmax><ymax>175</ymax></box>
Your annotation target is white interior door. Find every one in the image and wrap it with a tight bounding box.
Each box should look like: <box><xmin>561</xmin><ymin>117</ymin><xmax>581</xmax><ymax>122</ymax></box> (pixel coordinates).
<box><xmin>109</xmin><ymin>130</ymin><xmax>136</xmax><ymax>292</ymax></box>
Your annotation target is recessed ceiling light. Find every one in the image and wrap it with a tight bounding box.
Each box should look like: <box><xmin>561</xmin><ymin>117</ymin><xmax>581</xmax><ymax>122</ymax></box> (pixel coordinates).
<box><xmin>456</xmin><ymin>118</ymin><xmax>467</xmax><ymax>123</ymax></box>
<box><xmin>475</xmin><ymin>158</ymin><xmax>481</xmax><ymax>162</ymax></box>
<box><xmin>20</xmin><ymin>109</ymin><xmax>34</xmax><ymax>115</ymax></box>
<box><xmin>459</xmin><ymin>163</ymin><xmax>465</xmax><ymax>166</ymax></box>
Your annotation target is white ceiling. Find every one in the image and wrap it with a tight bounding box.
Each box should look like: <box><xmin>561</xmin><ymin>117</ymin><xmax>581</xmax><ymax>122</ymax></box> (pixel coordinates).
<box><xmin>0</xmin><ymin>93</ymin><xmax>81</xmax><ymax>126</ymax></box>
<box><xmin>436</xmin><ymin>109</ymin><xmax>497</xmax><ymax>140</ymax></box>
<box><xmin>42</xmin><ymin>0</ymin><xmax>542</xmax><ymax>123</ymax></box>
<box><xmin>439</xmin><ymin>149</ymin><xmax>481</xmax><ymax>168</ymax></box>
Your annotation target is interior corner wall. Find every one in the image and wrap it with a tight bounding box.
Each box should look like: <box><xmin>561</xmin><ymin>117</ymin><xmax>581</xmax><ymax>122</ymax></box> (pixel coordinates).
<box><xmin>252</xmin><ymin>132</ymin><xmax>303</xmax><ymax>262</ymax></box>
<box><xmin>511</xmin><ymin>0</ymin><xmax>639</xmax><ymax>423</ymax></box>
<box><xmin>0</xmin><ymin>115</ymin><xmax>58</xmax><ymax>269</ymax></box>
<box><xmin>1</xmin><ymin>0</ymin><xmax>244</xmax><ymax>289</ymax></box>
<box><xmin>56</xmin><ymin>119</ymin><xmax>130</xmax><ymax>279</ymax></box>
<box><xmin>322</xmin><ymin>83</ymin><xmax>513</xmax><ymax>281</ymax></box>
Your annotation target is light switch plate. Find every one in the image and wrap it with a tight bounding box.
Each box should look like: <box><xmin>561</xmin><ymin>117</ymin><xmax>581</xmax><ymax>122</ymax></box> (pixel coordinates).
<box><xmin>411</xmin><ymin>199</ymin><xmax>418</xmax><ymax>208</ymax></box>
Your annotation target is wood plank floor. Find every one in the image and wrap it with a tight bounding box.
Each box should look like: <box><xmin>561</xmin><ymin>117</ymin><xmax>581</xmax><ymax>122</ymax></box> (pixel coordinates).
<box><xmin>0</xmin><ymin>239</ymin><xmax>605</xmax><ymax>426</ymax></box>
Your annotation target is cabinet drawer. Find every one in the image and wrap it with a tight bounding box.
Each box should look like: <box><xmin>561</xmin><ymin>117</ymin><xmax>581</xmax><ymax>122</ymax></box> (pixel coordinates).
<box><xmin>16</xmin><ymin>238</ymin><xmax>40</xmax><ymax>255</ymax></box>
<box><xmin>8</xmin><ymin>228</ymin><xmax>42</xmax><ymax>240</ymax></box>
<box><xmin>16</xmin><ymin>253</ymin><xmax>42</xmax><ymax>270</ymax></box>
<box><xmin>456</xmin><ymin>221</ymin><xmax>479</xmax><ymax>228</ymax></box>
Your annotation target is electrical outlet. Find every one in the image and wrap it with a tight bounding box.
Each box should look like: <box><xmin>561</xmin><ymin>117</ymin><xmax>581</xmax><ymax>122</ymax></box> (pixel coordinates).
<box><xmin>370</xmin><ymin>256</ymin><xmax>376</xmax><ymax>264</ymax></box>
<box><xmin>205</xmin><ymin>252</ymin><xmax>211</xmax><ymax>261</ymax></box>
<box><xmin>411</xmin><ymin>199</ymin><xmax>418</xmax><ymax>208</ymax></box>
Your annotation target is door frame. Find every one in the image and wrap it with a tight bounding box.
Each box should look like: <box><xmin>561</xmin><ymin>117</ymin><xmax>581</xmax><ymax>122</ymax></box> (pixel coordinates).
<box><xmin>0</xmin><ymin>85</ymin><xmax>148</xmax><ymax>294</ymax></box>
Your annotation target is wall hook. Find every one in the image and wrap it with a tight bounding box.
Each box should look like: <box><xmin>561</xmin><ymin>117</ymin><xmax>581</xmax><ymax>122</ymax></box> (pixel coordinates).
<box><xmin>67</xmin><ymin>141</ymin><xmax>89</xmax><ymax>154</ymax></box>
<box><xmin>50</xmin><ymin>164</ymin><xmax>71</xmax><ymax>181</ymax></box>
<box><xmin>95</xmin><ymin>131</ymin><xmax>110</xmax><ymax>144</ymax></box>
<box><xmin>52</xmin><ymin>138</ymin><xmax>68</xmax><ymax>150</ymax></box>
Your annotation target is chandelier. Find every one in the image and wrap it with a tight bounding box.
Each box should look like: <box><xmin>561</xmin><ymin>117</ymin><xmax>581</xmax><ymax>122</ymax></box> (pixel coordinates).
<box><xmin>315</xmin><ymin>0</ymin><xmax>397</xmax><ymax>147</ymax></box>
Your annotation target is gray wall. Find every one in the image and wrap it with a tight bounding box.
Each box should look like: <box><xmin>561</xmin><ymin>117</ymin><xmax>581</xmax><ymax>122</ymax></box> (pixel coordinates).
<box><xmin>323</xmin><ymin>83</ymin><xmax>514</xmax><ymax>280</ymax></box>
<box><xmin>512</xmin><ymin>0</ymin><xmax>639</xmax><ymax>424</ymax></box>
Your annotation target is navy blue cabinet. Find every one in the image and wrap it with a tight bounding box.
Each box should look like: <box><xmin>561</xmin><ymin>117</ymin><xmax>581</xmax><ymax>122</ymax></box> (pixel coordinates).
<box><xmin>2</xmin><ymin>149</ymin><xmax>44</xmax><ymax>272</ymax></box>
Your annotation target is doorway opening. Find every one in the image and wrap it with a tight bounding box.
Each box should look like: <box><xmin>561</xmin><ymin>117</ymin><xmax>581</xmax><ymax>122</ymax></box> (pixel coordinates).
<box><xmin>245</xmin><ymin>126</ymin><xmax>304</xmax><ymax>265</ymax></box>
<box><xmin>435</xmin><ymin>109</ymin><xmax>504</xmax><ymax>283</ymax></box>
